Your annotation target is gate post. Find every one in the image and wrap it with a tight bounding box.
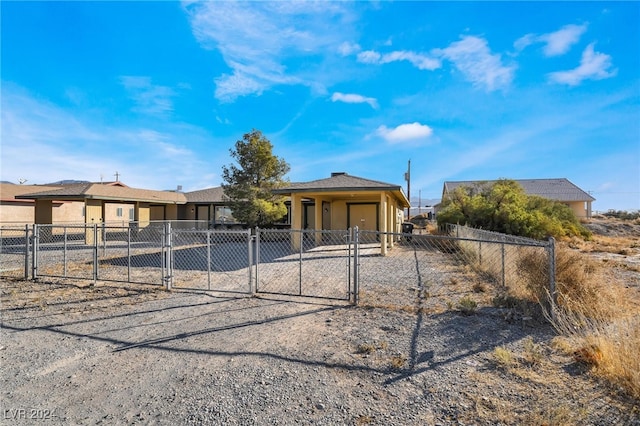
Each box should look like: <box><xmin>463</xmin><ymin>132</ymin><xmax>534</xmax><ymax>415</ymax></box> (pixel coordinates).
<box><xmin>24</xmin><ymin>224</ymin><xmax>30</xmax><ymax>280</ymax></box>
<box><xmin>298</xmin><ymin>230</ymin><xmax>303</xmax><ymax>296</ymax></box>
<box><xmin>32</xmin><ymin>225</ymin><xmax>38</xmax><ymax>280</ymax></box>
<box><xmin>251</xmin><ymin>228</ymin><xmax>257</xmax><ymax>295</ymax></box>
<box><xmin>207</xmin><ymin>231</ymin><xmax>212</xmax><ymax>291</ymax></box>
<box><xmin>164</xmin><ymin>222</ymin><xmax>173</xmax><ymax>290</ymax></box>
<box><xmin>352</xmin><ymin>226</ymin><xmax>359</xmax><ymax>305</ymax></box>
<box><xmin>92</xmin><ymin>224</ymin><xmax>98</xmax><ymax>286</ymax></box>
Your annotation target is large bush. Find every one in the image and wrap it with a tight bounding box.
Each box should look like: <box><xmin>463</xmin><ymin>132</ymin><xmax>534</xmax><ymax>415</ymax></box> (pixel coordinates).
<box><xmin>436</xmin><ymin>179</ymin><xmax>591</xmax><ymax>240</ymax></box>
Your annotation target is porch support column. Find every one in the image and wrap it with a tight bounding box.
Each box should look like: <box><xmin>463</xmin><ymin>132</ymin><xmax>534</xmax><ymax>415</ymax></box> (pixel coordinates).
<box><xmin>387</xmin><ymin>199</ymin><xmax>395</xmax><ymax>249</ymax></box>
<box><xmin>34</xmin><ymin>199</ymin><xmax>53</xmax><ymax>225</ymax></box>
<box><xmin>291</xmin><ymin>193</ymin><xmax>303</xmax><ymax>251</ymax></box>
<box><xmin>314</xmin><ymin>197</ymin><xmax>324</xmax><ymax>245</ymax></box>
<box><xmin>380</xmin><ymin>192</ymin><xmax>388</xmax><ymax>256</ymax></box>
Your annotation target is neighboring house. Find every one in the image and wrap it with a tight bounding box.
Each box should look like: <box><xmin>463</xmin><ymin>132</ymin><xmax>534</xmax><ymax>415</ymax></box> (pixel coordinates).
<box><xmin>13</xmin><ymin>181</ymin><xmax>186</xmax><ymax>226</ymax></box>
<box><xmin>273</xmin><ymin>172</ymin><xmax>410</xmax><ymax>255</ymax></box>
<box><xmin>438</xmin><ymin>178</ymin><xmax>595</xmax><ymax>219</ymax></box>
<box><xmin>0</xmin><ymin>182</ymin><xmax>82</xmax><ymax>225</ymax></box>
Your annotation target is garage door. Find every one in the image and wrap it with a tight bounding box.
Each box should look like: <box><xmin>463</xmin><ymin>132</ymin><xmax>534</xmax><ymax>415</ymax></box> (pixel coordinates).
<box><xmin>348</xmin><ymin>203</ymin><xmax>378</xmax><ymax>235</ymax></box>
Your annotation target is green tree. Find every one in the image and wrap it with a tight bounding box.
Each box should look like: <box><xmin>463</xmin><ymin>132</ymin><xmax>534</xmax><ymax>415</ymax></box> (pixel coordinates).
<box><xmin>437</xmin><ymin>179</ymin><xmax>591</xmax><ymax>240</ymax></box>
<box><xmin>221</xmin><ymin>130</ymin><xmax>290</xmax><ymax>228</ymax></box>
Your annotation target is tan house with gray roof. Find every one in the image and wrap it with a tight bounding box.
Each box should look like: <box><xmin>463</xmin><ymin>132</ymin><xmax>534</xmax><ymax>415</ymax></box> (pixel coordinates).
<box><xmin>273</xmin><ymin>172</ymin><xmax>410</xmax><ymax>255</ymax></box>
<box><xmin>439</xmin><ymin>178</ymin><xmax>595</xmax><ymax>219</ymax></box>
<box><xmin>12</xmin><ymin>181</ymin><xmax>186</xmax><ymax>226</ymax></box>
<box><xmin>0</xmin><ymin>183</ymin><xmax>75</xmax><ymax>225</ymax></box>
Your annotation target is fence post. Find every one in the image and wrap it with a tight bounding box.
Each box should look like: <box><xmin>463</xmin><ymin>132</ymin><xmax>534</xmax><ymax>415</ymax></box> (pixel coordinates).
<box><xmin>164</xmin><ymin>222</ymin><xmax>173</xmax><ymax>290</ymax></box>
<box><xmin>23</xmin><ymin>224</ymin><xmax>30</xmax><ymax>280</ymax></box>
<box><xmin>501</xmin><ymin>238</ymin><xmax>506</xmax><ymax>289</ymax></box>
<box><xmin>353</xmin><ymin>226</ymin><xmax>359</xmax><ymax>305</ymax></box>
<box><xmin>347</xmin><ymin>227</ymin><xmax>352</xmax><ymax>300</ymax></box>
<box><xmin>547</xmin><ymin>237</ymin><xmax>556</xmax><ymax>320</ymax></box>
<box><xmin>207</xmin><ymin>231</ymin><xmax>212</xmax><ymax>291</ymax></box>
<box><xmin>298</xmin><ymin>230</ymin><xmax>303</xmax><ymax>296</ymax></box>
<box><xmin>92</xmin><ymin>224</ymin><xmax>98</xmax><ymax>286</ymax></box>
<box><xmin>251</xmin><ymin>228</ymin><xmax>257</xmax><ymax>295</ymax></box>
<box><xmin>127</xmin><ymin>226</ymin><xmax>131</xmax><ymax>283</ymax></box>
<box><xmin>63</xmin><ymin>226</ymin><xmax>68</xmax><ymax>278</ymax></box>
<box><xmin>32</xmin><ymin>225</ymin><xmax>38</xmax><ymax>280</ymax></box>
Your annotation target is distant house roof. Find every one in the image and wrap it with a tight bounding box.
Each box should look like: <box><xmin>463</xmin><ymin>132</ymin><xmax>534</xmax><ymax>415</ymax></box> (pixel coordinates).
<box><xmin>442</xmin><ymin>178</ymin><xmax>595</xmax><ymax>202</ymax></box>
<box><xmin>274</xmin><ymin>172</ymin><xmax>410</xmax><ymax>207</ymax></box>
<box><xmin>184</xmin><ymin>187</ymin><xmax>227</xmax><ymax>203</ymax></box>
<box><xmin>0</xmin><ymin>183</ymin><xmax>63</xmax><ymax>202</ymax></box>
<box><xmin>15</xmin><ymin>182</ymin><xmax>187</xmax><ymax>205</ymax></box>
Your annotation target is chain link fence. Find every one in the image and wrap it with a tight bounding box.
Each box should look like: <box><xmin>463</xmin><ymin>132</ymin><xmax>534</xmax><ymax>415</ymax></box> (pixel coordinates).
<box><xmin>1</xmin><ymin>223</ymin><xmax>555</xmax><ymax>308</ymax></box>
<box><xmin>255</xmin><ymin>228</ymin><xmax>352</xmax><ymax>300</ymax></box>
<box><xmin>0</xmin><ymin>225</ymin><xmax>30</xmax><ymax>279</ymax></box>
<box><xmin>443</xmin><ymin>224</ymin><xmax>555</xmax><ymax>307</ymax></box>
<box><xmin>171</xmin><ymin>229</ymin><xmax>252</xmax><ymax>293</ymax></box>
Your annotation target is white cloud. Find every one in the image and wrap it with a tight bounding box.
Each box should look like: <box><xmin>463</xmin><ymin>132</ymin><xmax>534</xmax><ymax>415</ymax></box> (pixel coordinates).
<box><xmin>331</xmin><ymin>92</ymin><xmax>378</xmax><ymax>109</ymax></box>
<box><xmin>183</xmin><ymin>1</ymin><xmax>356</xmax><ymax>102</ymax></box>
<box><xmin>539</xmin><ymin>24</ymin><xmax>588</xmax><ymax>56</ymax></box>
<box><xmin>120</xmin><ymin>76</ymin><xmax>176</xmax><ymax>116</ymax></box>
<box><xmin>338</xmin><ymin>41</ymin><xmax>361</xmax><ymax>56</ymax></box>
<box><xmin>513</xmin><ymin>33</ymin><xmax>536</xmax><ymax>52</ymax></box>
<box><xmin>514</xmin><ymin>24</ymin><xmax>588</xmax><ymax>56</ymax></box>
<box><xmin>357</xmin><ymin>49</ymin><xmax>441</xmax><ymax>70</ymax></box>
<box><xmin>357</xmin><ymin>50</ymin><xmax>382</xmax><ymax>64</ymax></box>
<box><xmin>376</xmin><ymin>122</ymin><xmax>433</xmax><ymax>143</ymax></box>
<box><xmin>435</xmin><ymin>36</ymin><xmax>515</xmax><ymax>91</ymax></box>
<box><xmin>548</xmin><ymin>43</ymin><xmax>616</xmax><ymax>86</ymax></box>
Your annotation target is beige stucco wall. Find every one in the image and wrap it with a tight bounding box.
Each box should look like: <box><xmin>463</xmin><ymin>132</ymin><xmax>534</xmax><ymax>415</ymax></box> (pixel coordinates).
<box><xmin>2</xmin><ymin>200</ymin><xmax>86</xmax><ymax>226</ymax></box>
<box><xmin>103</xmin><ymin>203</ymin><xmax>135</xmax><ymax>224</ymax></box>
<box><xmin>0</xmin><ymin>202</ymin><xmax>35</xmax><ymax>225</ymax></box>
<box><xmin>567</xmin><ymin>201</ymin><xmax>590</xmax><ymax>219</ymax></box>
<box><xmin>52</xmin><ymin>201</ymin><xmax>85</xmax><ymax>223</ymax></box>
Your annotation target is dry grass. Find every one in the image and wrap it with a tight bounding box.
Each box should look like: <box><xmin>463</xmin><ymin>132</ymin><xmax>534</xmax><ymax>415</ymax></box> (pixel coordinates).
<box><xmin>514</xmin><ymin>240</ymin><xmax>640</xmax><ymax>401</ymax></box>
<box><xmin>457</xmin><ymin>295</ymin><xmax>478</xmax><ymax>315</ymax></box>
<box><xmin>389</xmin><ymin>355</ymin><xmax>407</xmax><ymax>370</ymax></box>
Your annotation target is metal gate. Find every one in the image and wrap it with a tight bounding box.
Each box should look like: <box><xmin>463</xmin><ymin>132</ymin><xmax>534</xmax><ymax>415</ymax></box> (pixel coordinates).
<box><xmin>254</xmin><ymin>228</ymin><xmax>354</xmax><ymax>301</ymax></box>
<box><xmin>170</xmin><ymin>228</ymin><xmax>253</xmax><ymax>294</ymax></box>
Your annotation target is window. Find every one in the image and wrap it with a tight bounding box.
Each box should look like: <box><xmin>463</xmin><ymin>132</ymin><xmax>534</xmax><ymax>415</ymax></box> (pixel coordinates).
<box><xmin>116</xmin><ymin>207</ymin><xmax>123</xmax><ymax>217</ymax></box>
<box><xmin>129</xmin><ymin>208</ymin><xmax>135</xmax><ymax>220</ymax></box>
<box><xmin>214</xmin><ymin>206</ymin><xmax>237</xmax><ymax>224</ymax></box>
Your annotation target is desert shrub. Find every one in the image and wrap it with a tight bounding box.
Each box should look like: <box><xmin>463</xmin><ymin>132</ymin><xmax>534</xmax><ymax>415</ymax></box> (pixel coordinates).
<box><xmin>493</xmin><ymin>346</ymin><xmax>516</xmax><ymax>368</ymax></box>
<box><xmin>437</xmin><ymin>179</ymin><xmax>591</xmax><ymax>240</ymax></box>
<box><xmin>602</xmin><ymin>210</ymin><xmax>640</xmax><ymax>221</ymax></box>
<box><xmin>457</xmin><ymin>296</ymin><xmax>478</xmax><ymax>315</ymax></box>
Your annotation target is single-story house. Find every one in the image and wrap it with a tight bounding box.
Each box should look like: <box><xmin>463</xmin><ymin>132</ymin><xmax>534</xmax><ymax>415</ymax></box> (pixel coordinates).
<box><xmin>1</xmin><ymin>183</ymin><xmax>69</xmax><ymax>225</ymax></box>
<box><xmin>438</xmin><ymin>178</ymin><xmax>595</xmax><ymax>219</ymax></box>
<box><xmin>5</xmin><ymin>173</ymin><xmax>411</xmax><ymax>254</ymax></box>
<box><xmin>273</xmin><ymin>172</ymin><xmax>410</xmax><ymax>255</ymax></box>
<box><xmin>13</xmin><ymin>181</ymin><xmax>186</xmax><ymax>227</ymax></box>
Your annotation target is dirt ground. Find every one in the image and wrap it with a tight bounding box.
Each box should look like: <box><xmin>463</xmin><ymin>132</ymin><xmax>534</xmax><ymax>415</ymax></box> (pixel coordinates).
<box><xmin>1</xmin><ymin>216</ymin><xmax>639</xmax><ymax>425</ymax></box>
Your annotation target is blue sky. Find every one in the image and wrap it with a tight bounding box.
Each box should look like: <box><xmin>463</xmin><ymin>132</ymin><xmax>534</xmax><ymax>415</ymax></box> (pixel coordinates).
<box><xmin>1</xmin><ymin>1</ymin><xmax>639</xmax><ymax>211</ymax></box>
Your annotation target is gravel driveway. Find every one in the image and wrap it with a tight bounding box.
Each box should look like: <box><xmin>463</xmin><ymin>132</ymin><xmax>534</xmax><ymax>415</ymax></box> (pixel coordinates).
<box><xmin>2</xmin><ymin>276</ymin><xmax>638</xmax><ymax>426</ymax></box>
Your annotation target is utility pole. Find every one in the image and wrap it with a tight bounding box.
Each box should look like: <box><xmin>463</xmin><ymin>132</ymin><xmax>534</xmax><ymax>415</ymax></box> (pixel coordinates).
<box><xmin>404</xmin><ymin>159</ymin><xmax>411</xmax><ymax>219</ymax></box>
